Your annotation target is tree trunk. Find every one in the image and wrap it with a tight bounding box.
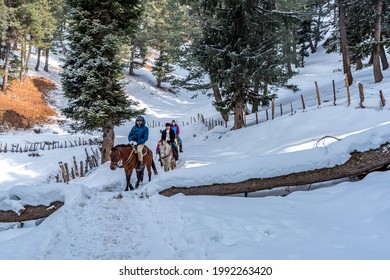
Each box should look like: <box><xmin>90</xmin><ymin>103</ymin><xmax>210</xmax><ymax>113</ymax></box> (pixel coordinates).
<box><xmin>355</xmin><ymin>57</ymin><xmax>363</xmax><ymax>70</ymax></box>
<box><xmin>251</xmin><ymin>79</ymin><xmax>260</xmax><ymax>113</ymax></box>
<box><xmin>44</xmin><ymin>48</ymin><xmax>50</xmax><ymax>72</ymax></box>
<box><xmin>379</xmin><ymin>41</ymin><xmax>389</xmax><ymax>70</ymax></box>
<box><xmin>24</xmin><ymin>42</ymin><xmax>32</xmax><ymax>78</ymax></box>
<box><xmin>339</xmin><ymin>0</ymin><xmax>353</xmax><ymax>86</ymax></box>
<box><xmin>1</xmin><ymin>43</ymin><xmax>11</xmax><ymax>93</ymax></box>
<box><xmin>0</xmin><ymin>201</ymin><xmax>64</xmax><ymax>223</ymax></box>
<box><xmin>159</xmin><ymin>142</ymin><xmax>390</xmax><ymax>197</ymax></box>
<box><xmin>20</xmin><ymin>38</ymin><xmax>26</xmax><ymax>81</ymax></box>
<box><xmin>35</xmin><ymin>48</ymin><xmax>41</xmax><ymax>71</ymax></box>
<box><xmin>293</xmin><ymin>41</ymin><xmax>298</xmax><ymax>68</ymax></box>
<box><xmin>233</xmin><ymin>89</ymin><xmax>245</xmax><ymax>129</ymax></box>
<box><xmin>308</xmin><ymin>39</ymin><xmax>316</xmax><ymax>54</ymax></box>
<box><xmin>263</xmin><ymin>81</ymin><xmax>270</xmax><ymax>106</ymax></box>
<box><xmin>128</xmin><ymin>46</ymin><xmax>135</xmax><ymax>75</ymax></box>
<box><xmin>211</xmin><ymin>81</ymin><xmax>229</xmax><ymax>122</ymax></box>
<box><xmin>314</xmin><ymin>0</ymin><xmax>323</xmax><ymax>49</ymax></box>
<box><xmin>372</xmin><ymin>0</ymin><xmax>383</xmax><ymax>83</ymax></box>
<box><xmin>283</xmin><ymin>20</ymin><xmax>293</xmax><ymax>75</ymax></box>
<box><xmin>101</xmin><ymin>121</ymin><xmax>115</xmax><ymax>164</ymax></box>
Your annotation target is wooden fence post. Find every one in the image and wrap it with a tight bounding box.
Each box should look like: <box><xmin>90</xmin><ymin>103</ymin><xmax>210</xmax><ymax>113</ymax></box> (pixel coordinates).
<box><xmin>255</xmin><ymin>111</ymin><xmax>259</xmax><ymax>124</ymax></box>
<box><xmin>73</xmin><ymin>156</ymin><xmax>79</xmax><ymax>177</ymax></box>
<box><xmin>80</xmin><ymin>161</ymin><xmax>84</xmax><ymax>177</ymax></box>
<box><xmin>64</xmin><ymin>163</ymin><xmax>70</xmax><ymax>182</ymax></box>
<box><xmin>332</xmin><ymin>80</ymin><xmax>337</xmax><ymax>106</ymax></box>
<box><xmin>358</xmin><ymin>82</ymin><xmax>365</xmax><ymax>108</ymax></box>
<box><xmin>271</xmin><ymin>99</ymin><xmax>275</xmax><ymax>120</ymax></box>
<box><xmin>59</xmin><ymin>161</ymin><xmax>68</xmax><ymax>183</ymax></box>
<box><xmin>290</xmin><ymin>102</ymin><xmax>294</xmax><ymax>115</ymax></box>
<box><xmin>301</xmin><ymin>95</ymin><xmax>306</xmax><ymax>111</ymax></box>
<box><xmin>315</xmin><ymin>81</ymin><xmax>321</xmax><ymax>107</ymax></box>
<box><xmin>379</xmin><ymin>90</ymin><xmax>385</xmax><ymax>108</ymax></box>
<box><xmin>345</xmin><ymin>74</ymin><xmax>351</xmax><ymax>106</ymax></box>
<box><xmin>71</xmin><ymin>167</ymin><xmax>75</xmax><ymax>180</ymax></box>
<box><xmin>280</xmin><ymin>104</ymin><xmax>283</xmax><ymax>116</ymax></box>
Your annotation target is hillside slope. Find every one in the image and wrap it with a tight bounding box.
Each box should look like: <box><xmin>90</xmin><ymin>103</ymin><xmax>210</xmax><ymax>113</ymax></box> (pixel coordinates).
<box><xmin>0</xmin><ymin>45</ymin><xmax>389</xmax><ymax>261</ymax></box>
<box><xmin>0</xmin><ymin>77</ymin><xmax>58</xmax><ymax>129</ymax></box>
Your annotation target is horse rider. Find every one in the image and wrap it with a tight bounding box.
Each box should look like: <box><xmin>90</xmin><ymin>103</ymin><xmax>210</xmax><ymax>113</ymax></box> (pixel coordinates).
<box><xmin>171</xmin><ymin>120</ymin><xmax>183</xmax><ymax>152</ymax></box>
<box><xmin>128</xmin><ymin>116</ymin><xmax>149</xmax><ymax>171</ymax></box>
<box><xmin>161</xmin><ymin>122</ymin><xmax>179</xmax><ymax>160</ymax></box>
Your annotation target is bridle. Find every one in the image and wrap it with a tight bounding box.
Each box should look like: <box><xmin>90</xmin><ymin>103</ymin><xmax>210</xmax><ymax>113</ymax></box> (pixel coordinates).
<box><xmin>160</xmin><ymin>142</ymin><xmax>173</xmax><ymax>160</ymax></box>
<box><xmin>111</xmin><ymin>146</ymin><xmax>136</xmax><ymax>168</ymax></box>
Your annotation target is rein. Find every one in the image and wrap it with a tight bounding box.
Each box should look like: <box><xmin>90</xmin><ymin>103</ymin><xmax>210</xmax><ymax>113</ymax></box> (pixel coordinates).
<box><xmin>112</xmin><ymin>146</ymin><xmax>136</xmax><ymax>168</ymax></box>
<box><xmin>161</xmin><ymin>143</ymin><xmax>173</xmax><ymax>160</ymax></box>
<box><xmin>120</xmin><ymin>146</ymin><xmax>136</xmax><ymax>167</ymax></box>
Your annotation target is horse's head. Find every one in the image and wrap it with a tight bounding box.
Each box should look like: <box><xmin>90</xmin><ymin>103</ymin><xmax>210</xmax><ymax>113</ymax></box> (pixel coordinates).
<box><xmin>160</xmin><ymin>141</ymin><xmax>172</xmax><ymax>157</ymax></box>
<box><xmin>109</xmin><ymin>147</ymin><xmax>122</xmax><ymax>170</ymax></box>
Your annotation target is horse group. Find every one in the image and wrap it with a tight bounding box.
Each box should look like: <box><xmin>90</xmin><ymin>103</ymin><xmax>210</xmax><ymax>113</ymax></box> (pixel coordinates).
<box><xmin>109</xmin><ymin>141</ymin><xmax>177</xmax><ymax>191</ymax></box>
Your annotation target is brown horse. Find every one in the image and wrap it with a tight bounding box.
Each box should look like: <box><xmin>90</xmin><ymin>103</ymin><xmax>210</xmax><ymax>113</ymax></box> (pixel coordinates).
<box><xmin>110</xmin><ymin>144</ymin><xmax>158</xmax><ymax>191</ymax></box>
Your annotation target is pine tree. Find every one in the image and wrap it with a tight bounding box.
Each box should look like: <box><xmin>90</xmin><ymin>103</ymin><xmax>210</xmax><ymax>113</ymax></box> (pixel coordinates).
<box><xmin>143</xmin><ymin>0</ymin><xmax>191</xmax><ymax>88</ymax></box>
<box><xmin>1</xmin><ymin>0</ymin><xmax>18</xmax><ymax>93</ymax></box>
<box><xmin>16</xmin><ymin>0</ymin><xmax>56</xmax><ymax>79</ymax></box>
<box><xmin>189</xmin><ymin>0</ymin><xmax>293</xmax><ymax>129</ymax></box>
<box><xmin>325</xmin><ymin>0</ymin><xmax>389</xmax><ymax>83</ymax></box>
<box><xmin>61</xmin><ymin>0</ymin><xmax>144</xmax><ymax>163</ymax></box>
<box><xmin>126</xmin><ymin>30</ymin><xmax>147</xmax><ymax>76</ymax></box>
<box><xmin>339</xmin><ymin>0</ymin><xmax>353</xmax><ymax>85</ymax></box>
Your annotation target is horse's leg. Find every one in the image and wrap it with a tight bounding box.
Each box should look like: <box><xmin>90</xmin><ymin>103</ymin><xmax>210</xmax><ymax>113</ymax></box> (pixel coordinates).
<box><xmin>147</xmin><ymin>161</ymin><xmax>152</xmax><ymax>181</ymax></box>
<box><xmin>125</xmin><ymin>168</ymin><xmax>134</xmax><ymax>191</ymax></box>
<box><xmin>142</xmin><ymin>166</ymin><xmax>145</xmax><ymax>181</ymax></box>
<box><xmin>172</xmin><ymin>158</ymin><xmax>176</xmax><ymax>170</ymax></box>
<box><xmin>125</xmin><ymin>174</ymin><xmax>134</xmax><ymax>191</ymax></box>
<box><xmin>135</xmin><ymin>170</ymin><xmax>140</xmax><ymax>188</ymax></box>
<box><xmin>135</xmin><ymin>167</ymin><xmax>145</xmax><ymax>188</ymax></box>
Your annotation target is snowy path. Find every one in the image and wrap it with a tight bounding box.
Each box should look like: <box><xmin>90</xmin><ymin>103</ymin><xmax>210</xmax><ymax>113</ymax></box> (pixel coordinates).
<box><xmin>42</xmin><ymin>187</ymin><xmax>183</xmax><ymax>259</ymax></box>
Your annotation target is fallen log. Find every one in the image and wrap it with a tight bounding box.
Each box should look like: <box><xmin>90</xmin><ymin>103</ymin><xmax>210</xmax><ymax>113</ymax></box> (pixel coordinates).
<box><xmin>0</xmin><ymin>201</ymin><xmax>64</xmax><ymax>223</ymax></box>
<box><xmin>159</xmin><ymin>142</ymin><xmax>390</xmax><ymax>197</ymax></box>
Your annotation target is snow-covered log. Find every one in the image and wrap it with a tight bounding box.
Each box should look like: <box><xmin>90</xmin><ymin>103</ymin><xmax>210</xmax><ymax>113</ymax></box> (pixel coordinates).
<box><xmin>0</xmin><ymin>201</ymin><xmax>64</xmax><ymax>223</ymax></box>
<box><xmin>160</xmin><ymin>143</ymin><xmax>390</xmax><ymax>197</ymax></box>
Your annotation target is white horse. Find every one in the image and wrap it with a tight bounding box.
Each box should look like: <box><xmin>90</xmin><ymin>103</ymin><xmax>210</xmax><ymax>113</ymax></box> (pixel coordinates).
<box><xmin>160</xmin><ymin>140</ymin><xmax>176</xmax><ymax>172</ymax></box>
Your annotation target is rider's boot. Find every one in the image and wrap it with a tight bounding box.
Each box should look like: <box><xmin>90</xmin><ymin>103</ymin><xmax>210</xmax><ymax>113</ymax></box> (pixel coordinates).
<box><xmin>174</xmin><ymin>149</ymin><xmax>179</xmax><ymax>161</ymax></box>
<box><xmin>136</xmin><ymin>160</ymin><xmax>142</xmax><ymax>171</ymax></box>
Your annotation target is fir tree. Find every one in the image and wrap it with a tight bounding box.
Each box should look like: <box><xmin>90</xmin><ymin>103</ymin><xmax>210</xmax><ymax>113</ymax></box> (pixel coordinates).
<box><xmin>324</xmin><ymin>0</ymin><xmax>389</xmax><ymax>83</ymax></box>
<box><xmin>61</xmin><ymin>0</ymin><xmax>144</xmax><ymax>163</ymax></box>
<box><xmin>189</xmin><ymin>0</ymin><xmax>293</xmax><ymax>129</ymax></box>
<box><xmin>143</xmin><ymin>0</ymin><xmax>191</xmax><ymax>88</ymax></box>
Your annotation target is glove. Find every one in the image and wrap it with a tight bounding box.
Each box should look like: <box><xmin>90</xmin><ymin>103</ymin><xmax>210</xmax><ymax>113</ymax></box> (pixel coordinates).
<box><xmin>129</xmin><ymin>141</ymin><xmax>137</xmax><ymax>145</ymax></box>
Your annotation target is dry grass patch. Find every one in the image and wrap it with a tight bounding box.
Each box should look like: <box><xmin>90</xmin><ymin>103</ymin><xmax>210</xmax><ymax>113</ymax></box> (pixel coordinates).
<box><xmin>0</xmin><ymin>76</ymin><xmax>58</xmax><ymax>127</ymax></box>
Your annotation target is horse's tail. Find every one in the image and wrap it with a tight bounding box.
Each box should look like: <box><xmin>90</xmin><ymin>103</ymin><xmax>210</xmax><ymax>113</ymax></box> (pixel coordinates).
<box><xmin>146</xmin><ymin>146</ymin><xmax>158</xmax><ymax>176</ymax></box>
<box><xmin>152</xmin><ymin>159</ymin><xmax>158</xmax><ymax>175</ymax></box>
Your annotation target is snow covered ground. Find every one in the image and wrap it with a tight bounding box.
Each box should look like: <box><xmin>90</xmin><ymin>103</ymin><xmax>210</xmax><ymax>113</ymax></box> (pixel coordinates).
<box><xmin>0</xmin><ymin>44</ymin><xmax>390</xmax><ymax>278</ymax></box>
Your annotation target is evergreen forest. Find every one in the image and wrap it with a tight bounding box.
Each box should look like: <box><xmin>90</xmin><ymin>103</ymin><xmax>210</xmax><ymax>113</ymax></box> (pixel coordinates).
<box><xmin>0</xmin><ymin>0</ymin><xmax>389</xmax><ymax>162</ymax></box>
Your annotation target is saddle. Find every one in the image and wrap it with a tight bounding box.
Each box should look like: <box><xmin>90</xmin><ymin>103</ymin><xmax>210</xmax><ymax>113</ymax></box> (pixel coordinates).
<box><xmin>127</xmin><ymin>143</ymin><xmax>148</xmax><ymax>156</ymax></box>
<box><xmin>141</xmin><ymin>146</ymin><xmax>147</xmax><ymax>156</ymax></box>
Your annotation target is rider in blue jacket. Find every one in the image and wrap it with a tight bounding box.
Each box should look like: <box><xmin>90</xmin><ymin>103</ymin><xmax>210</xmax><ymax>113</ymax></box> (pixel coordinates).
<box><xmin>128</xmin><ymin>116</ymin><xmax>149</xmax><ymax>170</ymax></box>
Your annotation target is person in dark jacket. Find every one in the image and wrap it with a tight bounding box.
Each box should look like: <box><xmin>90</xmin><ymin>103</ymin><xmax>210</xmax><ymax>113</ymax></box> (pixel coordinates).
<box><xmin>128</xmin><ymin>116</ymin><xmax>149</xmax><ymax>170</ymax></box>
<box><xmin>161</xmin><ymin>122</ymin><xmax>179</xmax><ymax>160</ymax></box>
